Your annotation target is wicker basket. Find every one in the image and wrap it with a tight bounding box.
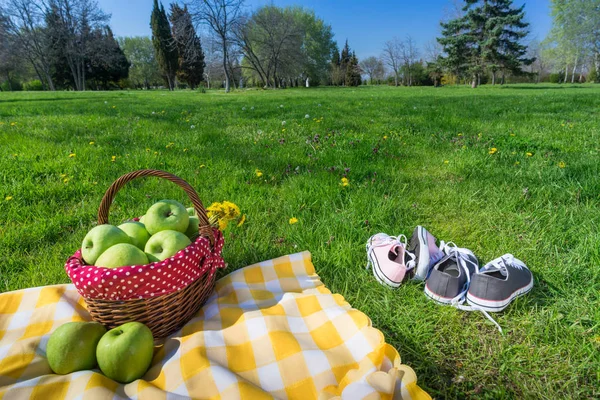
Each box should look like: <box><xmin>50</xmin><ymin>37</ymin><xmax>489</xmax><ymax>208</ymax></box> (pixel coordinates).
<box><xmin>65</xmin><ymin>169</ymin><xmax>223</xmax><ymax>339</ymax></box>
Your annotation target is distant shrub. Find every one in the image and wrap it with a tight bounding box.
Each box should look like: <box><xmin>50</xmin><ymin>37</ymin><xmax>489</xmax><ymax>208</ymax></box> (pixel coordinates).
<box><xmin>588</xmin><ymin>68</ymin><xmax>598</xmax><ymax>83</ymax></box>
<box><xmin>549</xmin><ymin>73</ymin><xmax>565</xmax><ymax>83</ymax></box>
<box><xmin>24</xmin><ymin>80</ymin><xmax>44</xmax><ymax>91</ymax></box>
<box><xmin>441</xmin><ymin>74</ymin><xmax>458</xmax><ymax>85</ymax></box>
<box><xmin>1</xmin><ymin>79</ymin><xmax>23</xmax><ymax>91</ymax></box>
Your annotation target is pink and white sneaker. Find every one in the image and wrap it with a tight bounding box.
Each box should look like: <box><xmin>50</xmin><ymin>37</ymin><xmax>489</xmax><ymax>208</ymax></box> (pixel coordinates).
<box><xmin>366</xmin><ymin>233</ymin><xmax>416</xmax><ymax>288</ymax></box>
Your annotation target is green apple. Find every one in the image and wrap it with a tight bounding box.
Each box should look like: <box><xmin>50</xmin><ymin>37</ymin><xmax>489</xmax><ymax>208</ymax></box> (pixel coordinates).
<box><xmin>139</xmin><ymin>215</ymin><xmax>146</xmax><ymax>224</ymax></box>
<box><xmin>46</xmin><ymin>321</ymin><xmax>107</xmax><ymax>374</ymax></box>
<box><xmin>118</xmin><ymin>222</ymin><xmax>151</xmax><ymax>250</ymax></box>
<box><xmin>95</xmin><ymin>243</ymin><xmax>149</xmax><ymax>268</ymax></box>
<box><xmin>144</xmin><ymin>200</ymin><xmax>189</xmax><ymax>235</ymax></box>
<box><xmin>96</xmin><ymin>322</ymin><xmax>154</xmax><ymax>384</ymax></box>
<box><xmin>184</xmin><ymin>215</ymin><xmax>200</xmax><ymax>238</ymax></box>
<box><xmin>144</xmin><ymin>230</ymin><xmax>191</xmax><ymax>262</ymax></box>
<box><xmin>81</xmin><ymin>224</ymin><xmax>131</xmax><ymax>265</ymax></box>
<box><xmin>186</xmin><ymin>207</ymin><xmax>196</xmax><ymax>216</ymax></box>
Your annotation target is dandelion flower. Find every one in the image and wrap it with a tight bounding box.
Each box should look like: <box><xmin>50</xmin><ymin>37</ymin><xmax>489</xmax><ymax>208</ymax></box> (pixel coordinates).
<box><xmin>89</xmin><ymin>141</ymin><xmax>95</xmax><ymax>145</ymax></box>
<box><xmin>305</xmin><ymin>114</ymin><xmax>310</xmax><ymax>119</ymax></box>
<box><xmin>63</xmin><ymin>178</ymin><xmax>69</xmax><ymax>184</ymax></box>
<box><xmin>218</xmin><ymin>219</ymin><xmax>229</xmax><ymax>231</ymax></box>
<box><xmin>383</xmin><ymin>135</ymin><xmax>388</xmax><ymax>140</ymax></box>
<box><xmin>255</xmin><ymin>169</ymin><xmax>263</xmax><ymax>177</ymax></box>
<box><xmin>69</xmin><ymin>153</ymin><xmax>76</xmax><ymax>158</ymax></box>
<box><xmin>112</xmin><ymin>106</ymin><xmax>116</xmax><ymax>109</ymax></box>
<box><xmin>200</xmin><ymin>164</ymin><xmax>206</xmax><ymax>168</ymax></box>
<box><xmin>237</xmin><ymin>214</ymin><xmax>246</xmax><ymax>227</ymax></box>
<box><xmin>526</xmin><ymin>152</ymin><xmax>533</xmax><ymax>157</ymax></box>
<box><xmin>444</xmin><ymin>160</ymin><xmax>449</xmax><ymax>164</ymax></box>
<box><xmin>489</xmin><ymin>147</ymin><xmax>497</xmax><ymax>155</ymax></box>
<box><xmin>5</xmin><ymin>196</ymin><xmax>13</xmax><ymax>201</ymax></box>
<box><xmin>111</xmin><ymin>155</ymin><xmax>116</xmax><ymax>162</ymax></box>
<box><xmin>289</xmin><ymin>217</ymin><xmax>298</xmax><ymax>225</ymax></box>
<box><xmin>154</xmin><ymin>151</ymin><xmax>158</xmax><ymax>155</ymax></box>
<box><xmin>60</xmin><ymin>174</ymin><xmax>67</xmax><ymax>178</ymax></box>
<box><xmin>281</xmin><ymin>121</ymin><xmax>286</xmax><ymax>126</ymax></box>
<box><xmin>93</xmin><ymin>181</ymin><xmax>98</xmax><ymax>185</ymax></box>
<box><xmin>558</xmin><ymin>161</ymin><xmax>566</xmax><ymax>168</ymax></box>
<box><xmin>510</xmin><ymin>133</ymin><xmax>515</xmax><ymax>137</ymax></box>
<box><xmin>341</xmin><ymin>177</ymin><xmax>349</xmax><ymax>187</ymax></box>
<box><xmin>10</xmin><ymin>122</ymin><xmax>16</xmax><ymax>126</ymax></box>
<box><xmin>515</xmin><ymin>161</ymin><xmax>520</xmax><ymax>165</ymax></box>
<box><xmin>183</xmin><ymin>148</ymin><xmax>188</xmax><ymax>152</ymax></box>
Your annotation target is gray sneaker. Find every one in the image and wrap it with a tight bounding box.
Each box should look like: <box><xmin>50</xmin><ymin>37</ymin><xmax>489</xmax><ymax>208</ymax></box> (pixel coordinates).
<box><xmin>424</xmin><ymin>243</ymin><xmax>479</xmax><ymax>304</ymax></box>
<box><xmin>466</xmin><ymin>254</ymin><xmax>533</xmax><ymax>312</ymax></box>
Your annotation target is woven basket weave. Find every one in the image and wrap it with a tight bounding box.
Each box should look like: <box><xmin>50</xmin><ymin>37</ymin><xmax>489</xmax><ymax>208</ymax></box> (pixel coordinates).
<box><xmin>68</xmin><ymin>169</ymin><xmax>222</xmax><ymax>339</ymax></box>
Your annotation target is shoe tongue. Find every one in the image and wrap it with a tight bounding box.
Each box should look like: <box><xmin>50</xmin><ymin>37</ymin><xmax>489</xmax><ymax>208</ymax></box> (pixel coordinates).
<box><xmin>482</xmin><ymin>265</ymin><xmax>507</xmax><ymax>277</ymax></box>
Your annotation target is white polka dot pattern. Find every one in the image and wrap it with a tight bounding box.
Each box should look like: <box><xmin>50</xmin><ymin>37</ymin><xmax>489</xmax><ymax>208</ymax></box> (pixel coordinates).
<box><xmin>65</xmin><ymin>228</ymin><xmax>225</xmax><ymax>301</ymax></box>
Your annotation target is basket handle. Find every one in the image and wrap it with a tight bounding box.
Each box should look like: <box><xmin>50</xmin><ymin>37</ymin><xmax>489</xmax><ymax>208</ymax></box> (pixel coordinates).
<box><xmin>97</xmin><ymin>169</ymin><xmax>214</xmax><ymax>245</ymax></box>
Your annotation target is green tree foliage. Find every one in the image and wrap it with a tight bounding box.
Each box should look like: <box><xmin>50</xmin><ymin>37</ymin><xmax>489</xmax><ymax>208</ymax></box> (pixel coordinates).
<box><xmin>546</xmin><ymin>0</ymin><xmax>600</xmax><ymax>83</ymax></box>
<box><xmin>236</xmin><ymin>5</ymin><xmax>335</xmax><ymax>88</ymax></box>
<box><xmin>86</xmin><ymin>27</ymin><xmax>129</xmax><ymax>89</ymax></box>
<box><xmin>169</xmin><ymin>4</ymin><xmax>205</xmax><ymax>89</ymax></box>
<box><xmin>345</xmin><ymin>51</ymin><xmax>361</xmax><ymax>86</ymax></box>
<box><xmin>438</xmin><ymin>0</ymin><xmax>532</xmax><ymax>87</ymax></box>
<box><xmin>151</xmin><ymin>0</ymin><xmax>178</xmax><ymax>90</ymax></box>
<box><xmin>118</xmin><ymin>36</ymin><xmax>163</xmax><ymax>89</ymax></box>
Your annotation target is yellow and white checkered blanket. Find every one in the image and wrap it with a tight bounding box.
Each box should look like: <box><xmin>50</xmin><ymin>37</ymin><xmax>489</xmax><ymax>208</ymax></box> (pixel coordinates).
<box><xmin>0</xmin><ymin>251</ymin><xmax>430</xmax><ymax>399</ymax></box>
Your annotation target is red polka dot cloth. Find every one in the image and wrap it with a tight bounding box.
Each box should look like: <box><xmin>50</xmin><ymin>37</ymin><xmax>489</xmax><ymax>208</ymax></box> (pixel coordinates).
<box><xmin>64</xmin><ymin>228</ymin><xmax>225</xmax><ymax>301</ymax></box>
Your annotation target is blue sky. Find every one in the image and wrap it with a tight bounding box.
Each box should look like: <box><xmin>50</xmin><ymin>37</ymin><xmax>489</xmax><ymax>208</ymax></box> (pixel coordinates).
<box><xmin>99</xmin><ymin>0</ymin><xmax>552</xmax><ymax>59</ymax></box>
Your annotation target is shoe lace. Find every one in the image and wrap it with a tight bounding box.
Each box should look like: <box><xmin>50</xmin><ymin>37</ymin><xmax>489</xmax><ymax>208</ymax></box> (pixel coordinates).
<box><xmin>441</xmin><ymin>242</ymin><xmax>504</xmax><ymax>334</ymax></box>
<box><xmin>365</xmin><ymin>234</ymin><xmax>416</xmax><ymax>271</ymax></box>
<box><xmin>482</xmin><ymin>254</ymin><xmax>525</xmax><ymax>274</ymax></box>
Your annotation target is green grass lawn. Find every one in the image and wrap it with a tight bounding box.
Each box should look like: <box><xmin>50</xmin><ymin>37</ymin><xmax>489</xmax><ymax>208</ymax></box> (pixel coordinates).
<box><xmin>1</xmin><ymin>85</ymin><xmax>599</xmax><ymax>398</ymax></box>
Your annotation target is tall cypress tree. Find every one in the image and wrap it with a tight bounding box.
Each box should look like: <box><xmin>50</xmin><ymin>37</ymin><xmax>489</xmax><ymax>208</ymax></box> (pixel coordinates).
<box><xmin>151</xmin><ymin>0</ymin><xmax>178</xmax><ymax>90</ymax></box>
<box><xmin>345</xmin><ymin>51</ymin><xmax>361</xmax><ymax>87</ymax></box>
<box><xmin>169</xmin><ymin>4</ymin><xmax>205</xmax><ymax>90</ymax></box>
<box><xmin>340</xmin><ymin>40</ymin><xmax>351</xmax><ymax>85</ymax></box>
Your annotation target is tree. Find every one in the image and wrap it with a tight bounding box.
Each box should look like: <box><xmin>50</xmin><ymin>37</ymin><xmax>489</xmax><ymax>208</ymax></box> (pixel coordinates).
<box><xmin>187</xmin><ymin>0</ymin><xmax>244</xmax><ymax>93</ymax></box>
<box><xmin>545</xmin><ymin>0</ymin><xmax>600</xmax><ymax>84</ymax></box>
<box><xmin>340</xmin><ymin>39</ymin><xmax>351</xmax><ymax>84</ymax></box>
<box><xmin>170</xmin><ymin>4</ymin><xmax>204</xmax><ymax>89</ymax></box>
<box><xmin>45</xmin><ymin>0</ymin><xmax>110</xmax><ymax>91</ymax></box>
<box><xmin>401</xmin><ymin>35</ymin><xmax>419</xmax><ymax>86</ymax></box>
<box><xmin>86</xmin><ymin>26</ymin><xmax>129</xmax><ymax>89</ymax></box>
<box><xmin>234</xmin><ymin>5</ymin><xmax>335</xmax><ymax>88</ymax></box>
<box><xmin>151</xmin><ymin>0</ymin><xmax>178</xmax><ymax>90</ymax></box>
<box><xmin>345</xmin><ymin>52</ymin><xmax>361</xmax><ymax>86</ymax></box>
<box><xmin>382</xmin><ymin>38</ymin><xmax>403</xmax><ymax>86</ymax></box>
<box><xmin>0</xmin><ymin>12</ymin><xmax>21</xmax><ymax>90</ymax></box>
<box><xmin>1</xmin><ymin>0</ymin><xmax>56</xmax><ymax>90</ymax></box>
<box><xmin>359</xmin><ymin>56</ymin><xmax>384</xmax><ymax>84</ymax></box>
<box><xmin>437</xmin><ymin>0</ymin><xmax>532</xmax><ymax>87</ymax></box>
<box><xmin>118</xmin><ymin>36</ymin><xmax>162</xmax><ymax>89</ymax></box>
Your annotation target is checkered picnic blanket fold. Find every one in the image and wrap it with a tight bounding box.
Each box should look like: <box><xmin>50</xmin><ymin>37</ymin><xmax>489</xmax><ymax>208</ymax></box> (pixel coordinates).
<box><xmin>0</xmin><ymin>251</ymin><xmax>430</xmax><ymax>400</ymax></box>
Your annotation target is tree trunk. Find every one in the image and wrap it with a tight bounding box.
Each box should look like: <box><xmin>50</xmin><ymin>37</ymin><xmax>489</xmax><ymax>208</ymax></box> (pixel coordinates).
<box><xmin>563</xmin><ymin>64</ymin><xmax>569</xmax><ymax>83</ymax></box>
<box><xmin>394</xmin><ymin>72</ymin><xmax>398</xmax><ymax>86</ymax></box>
<box><xmin>478</xmin><ymin>74</ymin><xmax>481</xmax><ymax>86</ymax></box>
<box><xmin>222</xmin><ymin>43</ymin><xmax>230</xmax><ymax>92</ymax></box>
<box><xmin>492</xmin><ymin>71</ymin><xmax>496</xmax><ymax>85</ymax></box>
<box><xmin>501</xmin><ymin>71</ymin><xmax>505</xmax><ymax>85</ymax></box>
<box><xmin>571</xmin><ymin>56</ymin><xmax>578</xmax><ymax>83</ymax></box>
<box><xmin>471</xmin><ymin>74</ymin><xmax>478</xmax><ymax>88</ymax></box>
<box><xmin>536</xmin><ymin>71</ymin><xmax>541</xmax><ymax>84</ymax></box>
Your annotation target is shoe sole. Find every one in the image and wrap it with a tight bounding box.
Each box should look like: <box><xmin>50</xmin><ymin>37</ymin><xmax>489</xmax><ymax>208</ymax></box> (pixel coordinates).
<box><xmin>423</xmin><ymin>283</ymin><xmax>456</xmax><ymax>305</ymax></box>
<box><xmin>413</xmin><ymin>226</ymin><xmax>430</xmax><ymax>281</ymax></box>
<box><xmin>466</xmin><ymin>277</ymin><xmax>534</xmax><ymax>312</ymax></box>
<box><xmin>369</xmin><ymin>252</ymin><xmax>402</xmax><ymax>289</ymax></box>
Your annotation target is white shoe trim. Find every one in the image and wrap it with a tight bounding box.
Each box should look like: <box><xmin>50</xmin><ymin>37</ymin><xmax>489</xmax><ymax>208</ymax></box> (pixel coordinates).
<box><xmin>424</xmin><ymin>283</ymin><xmax>454</xmax><ymax>305</ymax></box>
<box><xmin>466</xmin><ymin>277</ymin><xmax>533</xmax><ymax>312</ymax></box>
